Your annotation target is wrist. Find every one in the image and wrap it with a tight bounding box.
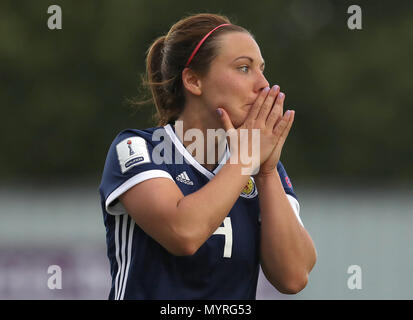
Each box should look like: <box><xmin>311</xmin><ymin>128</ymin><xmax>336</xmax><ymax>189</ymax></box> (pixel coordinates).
<box><xmin>228</xmin><ymin>155</ymin><xmax>259</xmax><ymax>177</ymax></box>
<box><xmin>255</xmin><ymin>170</ymin><xmax>278</xmax><ymax>185</ymax></box>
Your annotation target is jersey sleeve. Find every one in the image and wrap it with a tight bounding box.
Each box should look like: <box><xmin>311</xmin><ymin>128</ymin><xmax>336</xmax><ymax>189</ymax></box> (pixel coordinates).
<box><xmin>99</xmin><ymin>130</ymin><xmax>174</xmax><ymax>215</ymax></box>
<box><xmin>277</xmin><ymin>161</ymin><xmax>304</xmax><ymax>227</ymax></box>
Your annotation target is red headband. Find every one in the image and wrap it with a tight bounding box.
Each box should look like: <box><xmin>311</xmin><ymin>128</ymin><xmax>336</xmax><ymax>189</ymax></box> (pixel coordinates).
<box><xmin>185</xmin><ymin>23</ymin><xmax>231</xmax><ymax>68</ymax></box>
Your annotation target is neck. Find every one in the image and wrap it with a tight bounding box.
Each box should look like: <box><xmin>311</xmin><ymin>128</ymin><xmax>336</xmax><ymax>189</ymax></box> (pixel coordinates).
<box><xmin>175</xmin><ymin>105</ymin><xmax>227</xmax><ymax>171</ymax></box>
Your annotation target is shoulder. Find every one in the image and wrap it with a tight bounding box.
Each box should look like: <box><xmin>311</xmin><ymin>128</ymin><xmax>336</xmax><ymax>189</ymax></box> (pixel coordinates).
<box><xmin>100</xmin><ymin>126</ymin><xmax>175</xmax><ymax>215</ymax></box>
<box><xmin>104</xmin><ymin>126</ymin><xmax>167</xmax><ymax>173</ymax></box>
<box><xmin>111</xmin><ymin>127</ymin><xmax>164</xmax><ymax>147</ymax></box>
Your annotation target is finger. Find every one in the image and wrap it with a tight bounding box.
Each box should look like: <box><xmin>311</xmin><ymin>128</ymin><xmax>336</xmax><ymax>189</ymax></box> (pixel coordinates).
<box><xmin>216</xmin><ymin>107</ymin><xmax>234</xmax><ymax>132</ymax></box>
<box><xmin>266</xmin><ymin>91</ymin><xmax>285</xmax><ymax>129</ymax></box>
<box><xmin>274</xmin><ymin>110</ymin><xmax>294</xmax><ymax>148</ymax></box>
<box><xmin>283</xmin><ymin>109</ymin><xmax>294</xmax><ymax>137</ymax></box>
<box><xmin>217</xmin><ymin>107</ymin><xmax>240</xmax><ymax>152</ymax></box>
<box><xmin>273</xmin><ymin>109</ymin><xmax>292</xmax><ymax>140</ymax></box>
<box><xmin>280</xmin><ymin>109</ymin><xmax>294</xmax><ymax>140</ymax></box>
<box><xmin>245</xmin><ymin>86</ymin><xmax>270</xmax><ymax>122</ymax></box>
<box><xmin>256</xmin><ymin>85</ymin><xmax>280</xmax><ymax>124</ymax></box>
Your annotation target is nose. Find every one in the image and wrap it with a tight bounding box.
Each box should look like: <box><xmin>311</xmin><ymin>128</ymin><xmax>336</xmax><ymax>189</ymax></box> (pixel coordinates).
<box><xmin>254</xmin><ymin>70</ymin><xmax>270</xmax><ymax>93</ymax></box>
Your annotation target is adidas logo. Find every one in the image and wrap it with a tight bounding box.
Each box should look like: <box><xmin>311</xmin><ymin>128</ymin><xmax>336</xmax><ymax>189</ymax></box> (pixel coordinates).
<box><xmin>176</xmin><ymin>171</ymin><xmax>194</xmax><ymax>185</ymax></box>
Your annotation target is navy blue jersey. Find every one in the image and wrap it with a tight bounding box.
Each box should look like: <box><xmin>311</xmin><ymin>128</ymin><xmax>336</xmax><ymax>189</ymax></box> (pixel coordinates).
<box><xmin>99</xmin><ymin>124</ymin><xmax>302</xmax><ymax>300</ymax></box>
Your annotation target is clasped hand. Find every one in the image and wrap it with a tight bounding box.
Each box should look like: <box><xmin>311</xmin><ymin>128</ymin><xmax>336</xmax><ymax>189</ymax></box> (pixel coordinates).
<box><xmin>217</xmin><ymin>85</ymin><xmax>294</xmax><ymax>177</ymax></box>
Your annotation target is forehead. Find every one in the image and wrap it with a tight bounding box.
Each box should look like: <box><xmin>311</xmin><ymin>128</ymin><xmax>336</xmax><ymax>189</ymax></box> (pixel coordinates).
<box><xmin>215</xmin><ymin>32</ymin><xmax>263</xmax><ymax>62</ymax></box>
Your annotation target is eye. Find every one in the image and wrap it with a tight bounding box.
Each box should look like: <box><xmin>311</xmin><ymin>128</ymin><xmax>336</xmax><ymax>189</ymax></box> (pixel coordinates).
<box><xmin>238</xmin><ymin>65</ymin><xmax>249</xmax><ymax>73</ymax></box>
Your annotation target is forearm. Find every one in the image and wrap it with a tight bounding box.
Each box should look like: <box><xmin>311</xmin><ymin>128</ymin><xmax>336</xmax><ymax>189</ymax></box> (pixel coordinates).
<box><xmin>174</xmin><ymin>156</ymin><xmax>251</xmax><ymax>250</ymax></box>
<box><xmin>256</xmin><ymin>172</ymin><xmax>317</xmax><ymax>293</ymax></box>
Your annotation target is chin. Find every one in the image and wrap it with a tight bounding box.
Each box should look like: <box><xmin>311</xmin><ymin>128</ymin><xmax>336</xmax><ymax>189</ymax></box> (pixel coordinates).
<box><xmin>234</xmin><ymin>110</ymin><xmax>250</xmax><ymax>128</ymax></box>
<box><xmin>232</xmin><ymin>117</ymin><xmax>246</xmax><ymax>129</ymax></box>
<box><xmin>223</xmin><ymin>107</ymin><xmax>249</xmax><ymax>129</ymax></box>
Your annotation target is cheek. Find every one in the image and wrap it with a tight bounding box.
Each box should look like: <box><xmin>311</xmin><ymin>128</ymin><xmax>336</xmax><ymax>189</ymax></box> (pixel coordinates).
<box><xmin>211</xmin><ymin>72</ymin><xmax>239</xmax><ymax>94</ymax></box>
<box><xmin>210</xmin><ymin>72</ymin><xmax>243</xmax><ymax>101</ymax></box>
<box><xmin>204</xmin><ymin>72</ymin><xmax>248</xmax><ymax>126</ymax></box>
<box><xmin>219</xmin><ymin>80</ymin><xmax>249</xmax><ymax>125</ymax></box>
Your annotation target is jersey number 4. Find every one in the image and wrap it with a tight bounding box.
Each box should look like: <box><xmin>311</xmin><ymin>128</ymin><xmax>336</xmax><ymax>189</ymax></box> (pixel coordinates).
<box><xmin>212</xmin><ymin>217</ymin><xmax>233</xmax><ymax>258</ymax></box>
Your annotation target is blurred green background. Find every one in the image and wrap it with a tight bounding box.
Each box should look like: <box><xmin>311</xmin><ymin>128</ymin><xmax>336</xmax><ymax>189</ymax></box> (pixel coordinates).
<box><xmin>1</xmin><ymin>0</ymin><xmax>412</xmax><ymax>299</ymax></box>
<box><xmin>2</xmin><ymin>0</ymin><xmax>412</xmax><ymax>185</ymax></box>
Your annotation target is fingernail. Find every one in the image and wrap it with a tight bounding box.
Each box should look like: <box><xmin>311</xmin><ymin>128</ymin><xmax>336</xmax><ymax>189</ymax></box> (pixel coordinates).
<box><xmin>272</xmin><ymin>85</ymin><xmax>279</xmax><ymax>91</ymax></box>
<box><xmin>216</xmin><ymin>108</ymin><xmax>223</xmax><ymax>116</ymax></box>
<box><xmin>263</xmin><ymin>87</ymin><xmax>270</xmax><ymax>92</ymax></box>
<box><xmin>285</xmin><ymin>109</ymin><xmax>291</xmax><ymax>116</ymax></box>
<box><xmin>278</xmin><ymin>92</ymin><xmax>284</xmax><ymax>99</ymax></box>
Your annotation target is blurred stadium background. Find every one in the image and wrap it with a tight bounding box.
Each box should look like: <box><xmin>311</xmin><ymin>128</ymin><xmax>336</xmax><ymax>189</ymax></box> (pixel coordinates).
<box><xmin>1</xmin><ymin>0</ymin><xmax>412</xmax><ymax>299</ymax></box>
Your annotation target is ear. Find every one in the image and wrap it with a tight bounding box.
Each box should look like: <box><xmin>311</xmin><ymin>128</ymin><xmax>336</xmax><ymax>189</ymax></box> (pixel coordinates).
<box><xmin>181</xmin><ymin>68</ymin><xmax>202</xmax><ymax>96</ymax></box>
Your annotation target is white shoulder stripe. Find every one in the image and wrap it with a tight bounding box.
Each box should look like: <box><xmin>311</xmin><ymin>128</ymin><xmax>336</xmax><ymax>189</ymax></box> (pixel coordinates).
<box><xmin>114</xmin><ymin>215</ymin><xmax>121</xmax><ymax>298</ymax></box>
<box><xmin>116</xmin><ymin>215</ymin><xmax>128</xmax><ymax>300</ymax></box>
<box><xmin>119</xmin><ymin>218</ymin><xmax>134</xmax><ymax>300</ymax></box>
<box><xmin>114</xmin><ymin>215</ymin><xmax>135</xmax><ymax>300</ymax></box>
<box><xmin>106</xmin><ymin>169</ymin><xmax>174</xmax><ymax>215</ymax></box>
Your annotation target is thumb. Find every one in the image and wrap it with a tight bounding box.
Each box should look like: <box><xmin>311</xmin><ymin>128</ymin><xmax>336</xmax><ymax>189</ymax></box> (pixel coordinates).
<box><xmin>216</xmin><ymin>108</ymin><xmax>234</xmax><ymax>132</ymax></box>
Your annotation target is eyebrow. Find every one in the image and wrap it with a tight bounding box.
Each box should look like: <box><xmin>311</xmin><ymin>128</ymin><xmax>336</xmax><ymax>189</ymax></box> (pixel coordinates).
<box><xmin>233</xmin><ymin>56</ymin><xmax>265</xmax><ymax>68</ymax></box>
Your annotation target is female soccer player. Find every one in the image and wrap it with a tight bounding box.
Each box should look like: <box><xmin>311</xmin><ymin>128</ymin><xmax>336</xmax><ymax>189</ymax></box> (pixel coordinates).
<box><xmin>99</xmin><ymin>13</ymin><xmax>317</xmax><ymax>300</ymax></box>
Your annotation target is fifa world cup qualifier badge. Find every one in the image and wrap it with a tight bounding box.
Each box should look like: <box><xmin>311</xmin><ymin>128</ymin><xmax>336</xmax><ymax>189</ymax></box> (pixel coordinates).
<box><xmin>127</xmin><ymin>140</ymin><xmax>135</xmax><ymax>156</ymax></box>
<box><xmin>116</xmin><ymin>137</ymin><xmax>151</xmax><ymax>173</ymax></box>
<box><xmin>240</xmin><ymin>177</ymin><xmax>258</xmax><ymax>199</ymax></box>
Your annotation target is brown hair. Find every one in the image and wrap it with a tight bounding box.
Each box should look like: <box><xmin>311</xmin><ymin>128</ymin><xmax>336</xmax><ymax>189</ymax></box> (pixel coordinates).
<box><xmin>135</xmin><ymin>13</ymin><xmax>250</xmax><ymax>126</ymax></box>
